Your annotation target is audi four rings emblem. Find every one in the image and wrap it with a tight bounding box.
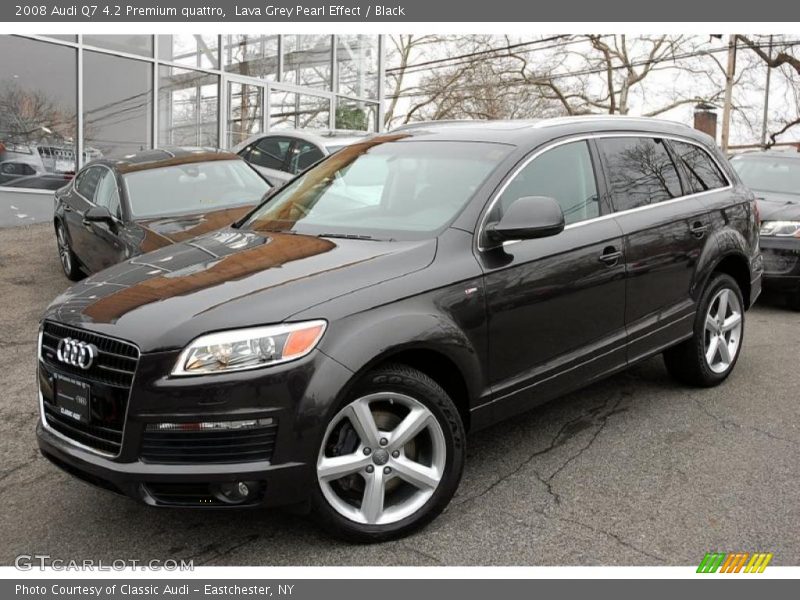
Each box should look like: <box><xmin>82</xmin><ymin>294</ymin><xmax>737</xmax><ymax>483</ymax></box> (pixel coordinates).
<box><xmin>56</xmin><ymin>338</ymin><xmax>98</xmax><ymax>370</ymax></box>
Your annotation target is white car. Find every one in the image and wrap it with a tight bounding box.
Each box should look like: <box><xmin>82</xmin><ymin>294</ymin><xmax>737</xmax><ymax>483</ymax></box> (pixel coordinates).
<box><xmin>232</xmin><ymin>131</ymin><xmax>367</xmax><ymax>186</ymax></box>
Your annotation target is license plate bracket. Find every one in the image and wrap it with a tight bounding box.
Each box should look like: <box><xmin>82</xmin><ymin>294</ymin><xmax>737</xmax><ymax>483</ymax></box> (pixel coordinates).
<box><xmin>53</xmin><ymin>374</ymin><xmax>91</xmax><ymax>424</ymax></box>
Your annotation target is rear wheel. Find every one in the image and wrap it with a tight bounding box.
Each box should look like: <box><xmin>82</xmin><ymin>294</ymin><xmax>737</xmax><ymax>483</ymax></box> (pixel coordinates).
<box><xmin>55</xmin><ymin>222</ymin><xmax>83</xmax><ymax>281</ymax></box>
<box><xmin>664</xmin><ymin>273</ymin><xmax>744</xmax><ymax>387</ymax></box>
<box><xmin>312</xmin><ymin>364</ymin><xmax>465</xmax><ymax>542</ymax></box>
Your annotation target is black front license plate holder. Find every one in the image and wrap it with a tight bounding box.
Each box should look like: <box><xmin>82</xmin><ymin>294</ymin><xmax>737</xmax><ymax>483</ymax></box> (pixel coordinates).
<box><xmin>53</xmin><ymin>374</ymin><xmax>91</xmax><ymax>424</ymax></box>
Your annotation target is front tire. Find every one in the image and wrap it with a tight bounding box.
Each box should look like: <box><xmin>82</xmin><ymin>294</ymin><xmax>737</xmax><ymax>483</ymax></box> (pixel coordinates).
<box><xmin>664</xmin><ymin>273</ymin><xmax>745</xmax><ymax>387</ymax></box>
<box><xmin>312</xmin><ymin>364</ymin><xmax>466</xmax><ymax>542</ymax></box>
<box><xmin>55</xmin><ymin>221</ymin><xmax>83</xmax><ymax>281</ymax></box>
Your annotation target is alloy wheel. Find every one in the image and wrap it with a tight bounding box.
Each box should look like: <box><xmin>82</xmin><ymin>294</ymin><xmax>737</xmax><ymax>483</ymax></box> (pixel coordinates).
<box><xmin>317</xmin><ymin>392</ymin><xmax>446</xmax><ymax>526</ymax></box>
<box><xmin>703</xmin><ymin>287</ymin><xmax>743</xmax><ymax>374</ymax></box>
<box><xmin>56</xmin><ymin>225</ymin><xmax>72</xmax><ymax>275</ymax></box>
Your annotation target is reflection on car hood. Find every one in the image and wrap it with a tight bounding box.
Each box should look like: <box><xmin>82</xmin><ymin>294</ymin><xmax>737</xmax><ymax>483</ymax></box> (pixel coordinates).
<box><xmin>43</xmin><ymin>229</ymin><xmax>436</xmax><ymax>352</ymax></box>
<box><xmin>755</xmin><ymin>191</ymin><xmax>800</xmax><ymax>221</ymax></box>
<box><xmin>135</xmin><ymin>204</ymin><xmax>257</xmax><ymax>252</ymax></box>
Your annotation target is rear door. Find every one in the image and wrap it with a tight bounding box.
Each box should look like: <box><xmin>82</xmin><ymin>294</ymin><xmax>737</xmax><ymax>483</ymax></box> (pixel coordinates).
<box><xmin>478</xmin><ymin>139</ymin><xmax>628</xmax><ymax>421</ymax></box>
<box><xmin>595</xmin><ymin>135</ymin><xmax>711</xmax><ymax>363</ymax></box>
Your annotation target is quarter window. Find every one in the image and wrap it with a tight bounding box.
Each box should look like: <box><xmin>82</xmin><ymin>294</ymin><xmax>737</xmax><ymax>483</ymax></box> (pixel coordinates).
<box><xmin>495</xmin><ymin>141</ymin><xmax>600</xmax><ymax>226</ymax></box>
<box><xmin>597</xmin><ymin>137</ymin><xmax>683</xmax><ymax>211</ymax></box>
<box><xmin>670</xmin><ymin>140</ymin><xmax>728</xmax><ymax>193</ymax></box>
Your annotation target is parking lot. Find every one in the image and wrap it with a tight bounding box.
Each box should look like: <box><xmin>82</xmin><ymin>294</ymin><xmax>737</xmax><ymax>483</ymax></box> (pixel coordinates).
<box><xmin>1</xmin><ymin>221</ymin><xmax>798</xmax><ymax>566</ymax></box>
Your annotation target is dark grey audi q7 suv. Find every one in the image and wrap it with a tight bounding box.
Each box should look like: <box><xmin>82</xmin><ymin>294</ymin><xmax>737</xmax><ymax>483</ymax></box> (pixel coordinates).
<box><xmin>36</xmin><ymin>117</ymin><xmax>762</xmax><ymax>542</ymax></box>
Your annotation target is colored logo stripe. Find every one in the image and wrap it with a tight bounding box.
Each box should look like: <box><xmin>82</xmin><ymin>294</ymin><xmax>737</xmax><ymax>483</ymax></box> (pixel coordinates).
<box><xmin>697</xmin><ymin>552</ymin><xmax>773</xmax><ymax>573</ymax></box>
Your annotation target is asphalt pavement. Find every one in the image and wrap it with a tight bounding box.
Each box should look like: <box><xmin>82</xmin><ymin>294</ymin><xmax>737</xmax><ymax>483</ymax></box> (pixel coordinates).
<box><xmin>1</xmin><ymin>223</ymin><xmax>798</xmax><ymax>566</ymax></box>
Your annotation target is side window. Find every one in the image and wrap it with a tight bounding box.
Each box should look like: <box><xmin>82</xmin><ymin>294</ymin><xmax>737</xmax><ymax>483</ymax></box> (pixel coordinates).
<box><xmin>496</xmin><ymin>141</ymin><xmax>600</xmax><ymax>226</ymax></box>
<box><xmin>597</xmin><ymin>137</ymin><xmax>683</xmax><ymax>211</ymax></box>
<box><xmin>247</xmin><ymin>136</ymin><xmax>293</xmax><ymax>171</ymax></box>
<box><xmin>669</xmin><ymin>140</ymin><xmax>728</xmax><ymax>193</ymax></box>
<box><xmin>290</xmin><ymin>141</ymin><xmax>325</xmax><ymax>174</ymax></box>
<box><xmin>93</xmin><ymin>170</ymin><xmax>121</xmax><ymax>219</ymax></box>
<box><xmin>75</xmin><ymin>166</ymin><xmax>104</xmax><ymax>201</ymax></box>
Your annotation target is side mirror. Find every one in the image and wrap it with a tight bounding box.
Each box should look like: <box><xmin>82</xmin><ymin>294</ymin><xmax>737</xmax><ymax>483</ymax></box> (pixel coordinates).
<box><xmin>485</xmin><ymin>196</ymin><xmax>565</xmax><ymax>244</ymax></box>
<box><xmin>83</xmin><ymin>205</ymin><xmax>115</xmax><ymax>225</ymax></box>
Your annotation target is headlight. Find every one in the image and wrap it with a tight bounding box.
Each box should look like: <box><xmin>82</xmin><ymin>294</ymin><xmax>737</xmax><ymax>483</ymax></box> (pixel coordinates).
<box><xmin>760</xmin><ymin>221</ymin><xmax>800</xmax><ymax>238</ymax></box>
<box><xmin>171</xmin><ymin>320</ymin><xmax>326</xmax><ymax>376</ymax></box>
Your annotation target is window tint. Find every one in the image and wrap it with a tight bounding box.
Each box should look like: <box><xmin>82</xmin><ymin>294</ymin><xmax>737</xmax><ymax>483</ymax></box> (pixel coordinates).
<box><xmin>496</xmin><ymin>141</ymin><xmax>599</xmax><ymax>225</ymax></box>
<box><xmin>598</xmin><ymin>137</ymin><xmax>683</xmax><ymax>211</ymax></box>
<box><xmin>290</xmin><ymin>141</ymin><xmax>325</xmax><ymax>174</ymax></box>
<box><xmin>93</xmin><ymin>170</ymin><xmax>121</xmax><ymax>218</ymax></box>
<box><xmin>247</xmin><ymin>136</ymin><xmax>294</xmax><ymax>171</ymax></box>
<box><xmin>75</xmin><ymin>166</ymin><xmax>105</xmax><ymax>201</ymax></box>
<box><xmin>670</xmin><ymin>140</ymin><xmax>728</xmax><ymax>193</ymax></box>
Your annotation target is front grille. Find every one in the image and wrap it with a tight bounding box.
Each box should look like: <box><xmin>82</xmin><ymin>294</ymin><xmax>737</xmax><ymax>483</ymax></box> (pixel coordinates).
<box><xmin>40</xmin><ymin>321</ymin><xmax>139</xmax><ymax>455</ymax></box>
<box><xmin>141</xmin><ymin>421</ymin><xmax>278</xmax><ymax>464</ymax></box>
<box><xmin>41</xmin><ymin>321</ymin><xmax>138</xmax><ymax>387</ymax></box>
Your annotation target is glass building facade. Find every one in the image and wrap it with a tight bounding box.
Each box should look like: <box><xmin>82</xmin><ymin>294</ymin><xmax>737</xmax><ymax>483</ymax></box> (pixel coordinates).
<box><xmin>0</xmin><ymin>34</ymin><xmax>384</xmax><ymax>191</ymax></box>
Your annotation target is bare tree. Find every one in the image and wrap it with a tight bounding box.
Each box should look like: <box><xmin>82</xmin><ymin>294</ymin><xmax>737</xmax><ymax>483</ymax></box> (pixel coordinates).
<box><xmin>383</xmin><ymin>34</ymin><xmax>440</xmax><ymax>128</ymax></box>
<box><xmin>737</xmin><ymin>34</ymin><xmax>800</xmax><ymax>147</ymax></box>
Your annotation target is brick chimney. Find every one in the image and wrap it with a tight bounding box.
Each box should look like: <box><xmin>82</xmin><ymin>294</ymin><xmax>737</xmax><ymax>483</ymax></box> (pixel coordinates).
<box><xmin>693</xmin><ymin>102</ymin><xmax>718</xmax><ymax>141</ymax></box>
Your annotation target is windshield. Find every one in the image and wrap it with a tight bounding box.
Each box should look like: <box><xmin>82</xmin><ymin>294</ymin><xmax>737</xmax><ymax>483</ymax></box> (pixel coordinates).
<box><xmin>731</xmin><ymin>155</ymin><xmax>800</xmax><ymax>196</ymax></box>
<box><xmin>124</xmin><ymin>159</ymin><xmax>271</xmax><ymax>218</ymax></box>
<box><xmin>240</xmin><ymin>137</ymin><xmax>512</xmax><ymax>240</ymax></box>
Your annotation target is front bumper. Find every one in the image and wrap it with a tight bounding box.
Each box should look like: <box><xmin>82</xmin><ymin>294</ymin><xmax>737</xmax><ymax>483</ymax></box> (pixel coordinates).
<box><xmin>760</xmin><ymin>236</ymin><xmax>800</xmax><ymax>294</ymax></box>
<box><xmin>37</xmin><ymin>347</ymin><xmax>354</xmax><ymax>508</ymax></box>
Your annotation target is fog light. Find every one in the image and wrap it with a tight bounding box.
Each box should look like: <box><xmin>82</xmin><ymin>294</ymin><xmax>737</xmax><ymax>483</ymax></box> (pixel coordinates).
<box><xmin>212</xmin><ymin>480</ymin><xmax>260</xmax><ymax>504</ymax></box>
<box><xmin>146</xmin><ymin>418</ymin><xmax>273</xmax><ymax>432</ymax></box>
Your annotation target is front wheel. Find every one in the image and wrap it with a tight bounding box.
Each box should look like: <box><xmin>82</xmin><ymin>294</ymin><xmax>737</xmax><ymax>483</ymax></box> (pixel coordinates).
<box><xmin>55</xmin><ymin>222</ymin><xmax>83</xmax><ymax>281</ymax></box>
<box><xmin>312</xmin><ymin>364</ymin><xmax>466</xmax><ymax>542</ymax></box>
<box><xmin>664</xmin><ymin>273</ymin><xmax>745</xmax><ymax>387</ymax></box>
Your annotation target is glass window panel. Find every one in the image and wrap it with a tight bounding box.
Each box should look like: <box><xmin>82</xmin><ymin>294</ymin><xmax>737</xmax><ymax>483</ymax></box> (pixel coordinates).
<box><xmin>83</xmin><ymin>35</ymin><xmax>153</xmax><ymax>57</ymax></box>
<box><xmin>289</xmin><ymin>141</ymin><xmax>325</xmax><ymax>174</ymax></box>
<box><xmin>0</xmin><ymin>37</ymin><xmax>78</xmax><ymax>190</ymax></box>
<box><xmin>247</xmin><ymin>136</ymin><xmax>294</xmax><ymax>171</ymax></box>
<box><xmin>597</xmin><ymin>137</ymin><xmax>683</xmax><ymax>211</ymax></box>
<box><xmin>335</xmin><ymin>99</ymin><xmax>378</xmax><ymax>132</ymax></box>
<box><xmin>227</xmin><ymin>81</ymin><xmax>264</xmax><ymax>148</ymax></box>
<box><xmin>670</xmin><ymin>140</ymin><xmax>728</xmax><ymax>193</ymax></box>
<box><xmin>336</xmin><ymin>35</ymin><xmax>379</xmax><ymax>99</ymax></box>
<box><xmin>158</xmin><ymin>66</ymin><xmax>219</xmax><ymax>148</ymax></box>
<box><xmin>495</xmin><ymin>141</ymin><xmax>599</xmax><ymax>226</ymax></box>
<box><xmin>83</xmin><ymin>52</ymin><xmax>152</xmax><ymax>158</ymax></box>
<box><xmin>224</xmin><ymin>35</ymin><xmax>279</xmax><ymax>81</ymax></box>
<box><xmin>283</xmin><ymin>35</ymin><xmax>332</xmax><ymax>90</ymax></box>
<box><xmin>270</xmin><ymin>91</ymin><xmax>330</xmax><ymax>130</ymax></box>
<box><xmin>158</xmin><ymin>35</ymin><xmax>219</xmax><ymax>69</ymax></box>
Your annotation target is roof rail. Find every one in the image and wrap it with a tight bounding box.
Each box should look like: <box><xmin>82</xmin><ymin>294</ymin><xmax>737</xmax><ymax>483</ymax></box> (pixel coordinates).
<box><xmin>532</xmin><ymin>115</ymin><xmax>691</xmax><ymax>129</ymax></box>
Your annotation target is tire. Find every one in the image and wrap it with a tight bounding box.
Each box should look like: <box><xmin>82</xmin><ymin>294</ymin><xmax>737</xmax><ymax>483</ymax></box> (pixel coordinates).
<box><xmin>55</xmin><ymin>221</ymin><xmax>83</xmax><ymax>281</ymax></box>
<box><xmin>311</xmin><ymin>364</ymin><xmax>466</xmax><ymax>543</ymax></box>
<box><xmin>664</xmin><ymin>273</ymin><xmax>745</xmax><ymax>387</ymax></box>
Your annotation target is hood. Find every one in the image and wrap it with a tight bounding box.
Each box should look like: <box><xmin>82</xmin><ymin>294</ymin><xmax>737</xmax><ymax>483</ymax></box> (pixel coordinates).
<box><xmin>754</xmin><ymin>191</ymin><xmax>800</xmax><ymax>222</ymax></box>
<box><xmin>135</xmin><ymin>204</ymin><xmax>256</xmax><ymax>253</ymax></box>
<box><xmin>43</xmin><ymin>229</ymin><xmax>436</xmax><ymax>352</ymax></box>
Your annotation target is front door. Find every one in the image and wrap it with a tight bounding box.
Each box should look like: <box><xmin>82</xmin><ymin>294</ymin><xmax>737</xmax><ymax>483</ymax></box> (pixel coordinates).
<box><xmin>477</xmin><ymin>139</ymin><xmax>628</xmax><ymax>422</ymax></box>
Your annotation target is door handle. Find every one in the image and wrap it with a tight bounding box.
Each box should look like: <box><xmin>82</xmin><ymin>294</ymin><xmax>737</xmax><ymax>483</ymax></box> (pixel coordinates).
<box><xmin>690</xmin><ymin>221</ymin><xmax>708</xmax><ymax>238</ymax></box>
<box><xmin>599</xmin><ymin>246</ymin><xmax>622</xmax><ymax>266</ymax></box>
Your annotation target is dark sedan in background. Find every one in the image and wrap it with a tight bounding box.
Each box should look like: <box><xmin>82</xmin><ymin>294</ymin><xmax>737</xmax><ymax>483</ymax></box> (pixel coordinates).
<box><xmin>730</xmin><ymin>150</ymin><xmax>800</xmax><ymax>309</ymax></box>
<box><xmin>54</xmin><ymin>148</ymin><xmax>271</xmax><ymax>280</ymax></box>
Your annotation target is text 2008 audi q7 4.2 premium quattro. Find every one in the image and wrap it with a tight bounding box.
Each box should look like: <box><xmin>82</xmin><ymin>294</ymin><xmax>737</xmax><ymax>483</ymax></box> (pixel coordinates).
<box><xmin>37</xmin><ymin>117</ymin><xmax>762</xmax><ymax>542</ymax></box>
